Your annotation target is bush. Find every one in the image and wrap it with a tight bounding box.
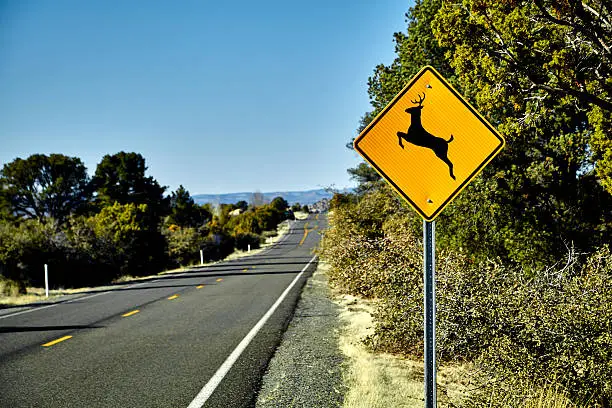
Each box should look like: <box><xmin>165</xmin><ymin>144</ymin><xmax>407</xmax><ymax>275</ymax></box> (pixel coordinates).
<box><xmin>321</xmin><ymin>187</ymin><xmax>612</xmax><ymax>405</ymax></box>
<box><xmin>164</xmin><ymin>226</ymin><xmax>204</xmax><ymax>267</ymax></box>
<box><xmin>223</xmin><ymin>201</ymin><xmax>289</xmax><ymax>252</ymax></box>
<box><xmin>87</xmin><ymin>202</ymin><xmax>168</xmax><ymax>276</ymax></box>
<box><xmin>233</xmin><ymin>232</ymin><xmax>260</xmax><ymax>251</ymax></box>
<box><xmin>200</xmin><ymin>234</ymin><xmax>234</xmax><ymax>262</ymax></box>
<box><xmin>0</xmin><ymin>276</ymin><xmax>26</xmax><ymax>297</ymax></box>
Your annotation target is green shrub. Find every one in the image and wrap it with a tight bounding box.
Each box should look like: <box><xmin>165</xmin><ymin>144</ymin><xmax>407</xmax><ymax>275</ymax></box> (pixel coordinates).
<box><xmin>321</xmin><ymin>187</ymin><xmax>612</xmax><ymax>405</ymax></box>
<box><xmin>319</xmin><ymin>186</ymin><xmax>418</xmax><ymax>298</ymax></box>
<box><xmin>164</xmin><ymin>226</ymin><xmax>204</xmax><ymax>267</ymax></box>
<box><xmin>233</xmin><ymin>232</ymin><xmax>260</xmax><ymax>251</ymax></box>
<box><xmin>0</xmin><ymin>276</ymin><xmax>26</xmax><ymax>297</ymax></box>
<box><xmin>200</xmin><ymin>233</ymin><xmax>234</xmax><ymax>262</ymax></box>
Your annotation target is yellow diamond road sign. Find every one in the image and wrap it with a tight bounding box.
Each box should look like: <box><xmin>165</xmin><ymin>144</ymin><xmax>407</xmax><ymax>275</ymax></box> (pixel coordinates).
<box><xmin>354</xmin><ymin>66</ymin><xmax>505</xmax><ymax>221</ymax></box>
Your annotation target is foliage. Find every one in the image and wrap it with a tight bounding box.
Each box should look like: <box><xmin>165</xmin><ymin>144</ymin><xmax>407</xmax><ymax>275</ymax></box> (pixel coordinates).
<box><xmin>224</xmin><ymin>199</ymin><xmax>288</xmax><ymax>239</ymax></box>
<box><xmin>0</xmin><ymin>275</ymin><xmax>26</xmax><ymax>296</ymax></box>
<box><xmin>348</xmin><ymin>0</ymin><xmax>612</xmax><ymax>270</ymax></box>
<box><xmin>87</xmin><ymin>202</ymin><xmax>167</xmax><ymax>276</ymax></box>
<box><xmin>0</xmin><ymin>218</ymin><xmax>60</xmax><ymax>283</ymax></box>
<box><xmin>319</xmin><ymin>186</ymin><xmax>415</xmax><ymax>297</ymax></box>
<box><xmin>320</xmin><ymin>189</ymin><xmax>612</xmax><ymax>406</ymax></box>
<box><xmin>433</xmin><ymin>0</ymin><xmax>611</xmax><ymax>191</ymax></box>
<box><xmin>0</xmin><ymin>154</ymin><xmax>90</xmax><ymax>222</ymax></box>
<box><xmin>269</xmin><ymin>196</ymin><xmax>288</xmax><ymax>212</ymax></box>
<box><xmin>0</xmin><ymin>217</ymin><xmax>107</xmax><ymax>287</ymax></box>
<box><xmin>429</xmin><ymin>0</ymin><xmax>611</xmax><ymax>269</ymax></box>
<box><xmin>164</xmin><ymin>226</ymin><xmax>204</xmax><ymax>267</ymax></box>
<box><xmin>467</xmin><ymin>378</ymin><xmax>591</xmax><ymax>408</ymax></box>
<box><xmin>167</xmin><ymin>185</ymin><xmax>211</xmax><ymax>228</ymax></box>
<box><xmin>0</xmin><ymin>151</ymin><xmax>291</xmax><ymax>288</ymax></box>
<box><xmin>91</xmin><ymin>151</ymin><xmax>169</xmax><ymax>217</ymax></box>
<box><xmin>235</xmin><ymin>200</ymin><xmax>248</xmax><ymax>212</ymax></box>
<box><xmin>347</xmin><ymin>163</ymin><xmax>383</xmax><ymax>195</ymax></box>
<box><xmin>233</xmin><ymin>232</ymin><xmax>261</xmax><ymax>251</ymax></box>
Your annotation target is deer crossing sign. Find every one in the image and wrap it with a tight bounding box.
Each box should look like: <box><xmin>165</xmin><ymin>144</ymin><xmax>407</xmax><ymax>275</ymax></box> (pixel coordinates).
<box><xmin>354</xmin><ymin>66</ymin><xmax>505</xmax><ymax>221</ymax></box>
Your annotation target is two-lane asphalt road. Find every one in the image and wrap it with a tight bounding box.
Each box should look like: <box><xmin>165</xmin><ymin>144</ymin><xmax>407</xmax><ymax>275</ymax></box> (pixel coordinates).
<box><xmin>0</xmin><ymin>213</ymin><xmax>327</xmax><ymax>407</ymax></box>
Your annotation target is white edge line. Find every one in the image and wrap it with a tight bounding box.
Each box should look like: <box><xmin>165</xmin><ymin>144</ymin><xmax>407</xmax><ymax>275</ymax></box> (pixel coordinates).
<box><xmin>187</xmin><ymin>254</ymin><xmax>317</xmax><ymax>408</ymax></box>
<box><xmin>0</xmin><ymin>279</ymin><xmax>160</xmax><ymax>320</ymax></box>
<box><xmin>0</xmin><ymin>302</ymin><xmax>58</xmax><ymax>320</ymax></box>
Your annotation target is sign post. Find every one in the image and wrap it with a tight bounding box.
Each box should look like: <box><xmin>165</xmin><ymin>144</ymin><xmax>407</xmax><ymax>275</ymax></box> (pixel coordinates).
<box><xmin>423</xmin><ymin>220</ymin><xmax>436</xmax><ymax>406</ymax></box>
<box><xmin>353</xmin><ymin>66</ymin><xmax>505</xmax><ymax>407</ymax></box>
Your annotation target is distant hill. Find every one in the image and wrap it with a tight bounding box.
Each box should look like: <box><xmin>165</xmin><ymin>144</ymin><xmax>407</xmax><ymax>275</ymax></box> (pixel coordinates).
<box><xmin>192</xmin><ymin>188</ymin><xmax>347</xmax><ymax>206</ymax></box>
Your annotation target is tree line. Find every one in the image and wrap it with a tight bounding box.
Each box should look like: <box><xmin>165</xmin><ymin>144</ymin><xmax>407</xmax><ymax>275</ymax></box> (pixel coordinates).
<box><xmin>0</xmin><ymin>151</ymin><xmax>292</xmax><ymax>291</ymax></box>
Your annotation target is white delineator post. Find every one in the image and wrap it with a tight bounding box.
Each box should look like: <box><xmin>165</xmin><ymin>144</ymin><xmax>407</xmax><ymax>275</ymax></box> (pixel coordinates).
<box><xmin>44</xmin><ymin>264</ymin><xmax>49</xmax><ymax>298</ymax></box>
<box><xmin>247</xmin><ymin>244</ymin><xmax>251</xmax><ymax>252</ymax></box>
<box><xmin>200</xmin><ymin>250</ymin><xmax>204</xmax><ymax>266</ymax></box>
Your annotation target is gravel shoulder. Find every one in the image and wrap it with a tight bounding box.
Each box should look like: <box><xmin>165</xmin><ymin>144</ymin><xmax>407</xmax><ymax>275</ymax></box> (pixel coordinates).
<box><xmin>256</xmin><ymin>263</ymin><xmax>346</xmax><ymax>407</ymax></box>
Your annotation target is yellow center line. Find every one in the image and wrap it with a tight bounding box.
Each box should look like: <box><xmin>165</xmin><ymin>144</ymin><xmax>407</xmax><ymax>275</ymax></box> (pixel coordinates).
<box><xmin>42</xmin><ymin>335</ymin><xmax>72</xmax><ymax>347</ymax></box>
<box><xmin>299</xmin><ymin>229</ymin><xmax>310</xmax><ymax>246</ymax></box>
<box><xmin>196</xmin><ymin>285</ymin><xmax>204</xmax><ymax>289</ymax></box>
<box><xmin>122</xmin><ymin>310</ymin><xmax>140</xmax><ymax>317</ymax></box>
<box><xmin>216</xmin><ymin>278</ymin><xmax>223</xmax><ymax>282</ymax></box>
<box><xmin>167</xmin><ymin>294</ymin><xmax>179</xmax><ymax>300</ymax></box>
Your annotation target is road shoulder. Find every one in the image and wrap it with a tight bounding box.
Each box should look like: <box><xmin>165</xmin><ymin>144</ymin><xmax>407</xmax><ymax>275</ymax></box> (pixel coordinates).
<box><xmin>256</xmin><ymin>263</ymin><xmax>346</xmax><ymax>407</ymax></box>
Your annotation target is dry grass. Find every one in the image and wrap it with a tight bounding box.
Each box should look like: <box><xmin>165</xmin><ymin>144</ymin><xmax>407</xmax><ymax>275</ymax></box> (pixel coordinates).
<box><xmin>336</xmin><ymin>293</ymin><xmax>424</xmax><ymax>408</ymax></box>
<box><xmin>524</xmin><ymin>387</ymin><xmax>583</xmax><ymax>408</ymax></box>
<box><xmin>329</xmin><ymin>263</ymin><xmax>470</xmax><ymax>408</ymax></box>
<box><xmin>330</xmin><ymin>276</ymin><xmax>586</xmax><ymax>408</ymax></box>
<box><xmin>0</xmin><ymin>286</ymin><xmax>102</xmax><ymax>306</ymax></box>
<box><xmin>477</xmin><ymin>379</ymin><xmax>593</xmax><ymax>408</ymax></box>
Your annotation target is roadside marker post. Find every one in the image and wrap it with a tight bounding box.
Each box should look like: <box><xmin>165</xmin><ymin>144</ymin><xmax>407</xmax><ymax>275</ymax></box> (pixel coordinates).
<box><xmin>44</xmin><ymin>264</ymin><xmax>49</xmax><ymax>298</ymax></box>
<box><xmin>200</xmin><ymin>249</ymin><xmax>204</xmax><ymax>266</ymax></box>
<box><xmin>353</xmin><ymin>66</ymin><xmax>505</xmax><ymax>407</ymax></box>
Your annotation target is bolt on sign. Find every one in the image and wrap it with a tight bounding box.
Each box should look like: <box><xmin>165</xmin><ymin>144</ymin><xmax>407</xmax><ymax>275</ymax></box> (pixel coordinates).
<box><xmin>353</xmin><ymin>66</ymin><xmax>505</xmax><ymax>220</ymax></box>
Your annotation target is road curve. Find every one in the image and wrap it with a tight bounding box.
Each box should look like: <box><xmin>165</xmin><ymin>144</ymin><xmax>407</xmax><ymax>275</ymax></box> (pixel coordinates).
<box><xmin>0</xmin><ymin>213</ymin><xmax>326</xmax><ymax>408</ymax></box>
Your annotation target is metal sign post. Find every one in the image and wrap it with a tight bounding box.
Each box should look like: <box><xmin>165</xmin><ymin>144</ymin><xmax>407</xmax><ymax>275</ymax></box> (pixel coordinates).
<box><xmin>423</xmin><ymin>220</ymin><xmax>436</xmax><ymax>407</ymax></box>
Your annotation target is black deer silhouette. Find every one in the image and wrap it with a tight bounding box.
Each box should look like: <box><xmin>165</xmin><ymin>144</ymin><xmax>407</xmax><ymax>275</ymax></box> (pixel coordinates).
<box><xmin>397</xmin><ymin>93</ymin><xmax>456</xmax><ymax>180</ymax></box>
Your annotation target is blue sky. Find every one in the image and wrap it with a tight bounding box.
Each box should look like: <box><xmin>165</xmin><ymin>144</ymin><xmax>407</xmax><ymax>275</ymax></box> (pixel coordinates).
<box><xmin>0</xmin><ymin>0</ymin><xmax>411</xmax><ymax>195</ymax></box>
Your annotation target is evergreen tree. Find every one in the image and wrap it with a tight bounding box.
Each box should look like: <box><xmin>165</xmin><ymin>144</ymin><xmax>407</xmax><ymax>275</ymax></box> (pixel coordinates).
<box><xmin>91</xmin><ymin>152</ymin><xmax>169</xmax><ymax>217</ymax></box>
<box><xmin>0</xmin><ymin>154</ymin><xmax>90</xmax><ymax>223</ymax></box>
<box><xmin>167</xmin><ymin>185</ymin><xmax>210</xmax><ymax>228</ymax></box>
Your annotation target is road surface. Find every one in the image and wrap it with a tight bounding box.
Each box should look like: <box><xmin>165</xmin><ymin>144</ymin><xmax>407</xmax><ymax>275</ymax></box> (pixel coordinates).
<box><xmin>0</xmin><ymin>213</ymin><xmax>326</xmax><ymax>408</ymax></box>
